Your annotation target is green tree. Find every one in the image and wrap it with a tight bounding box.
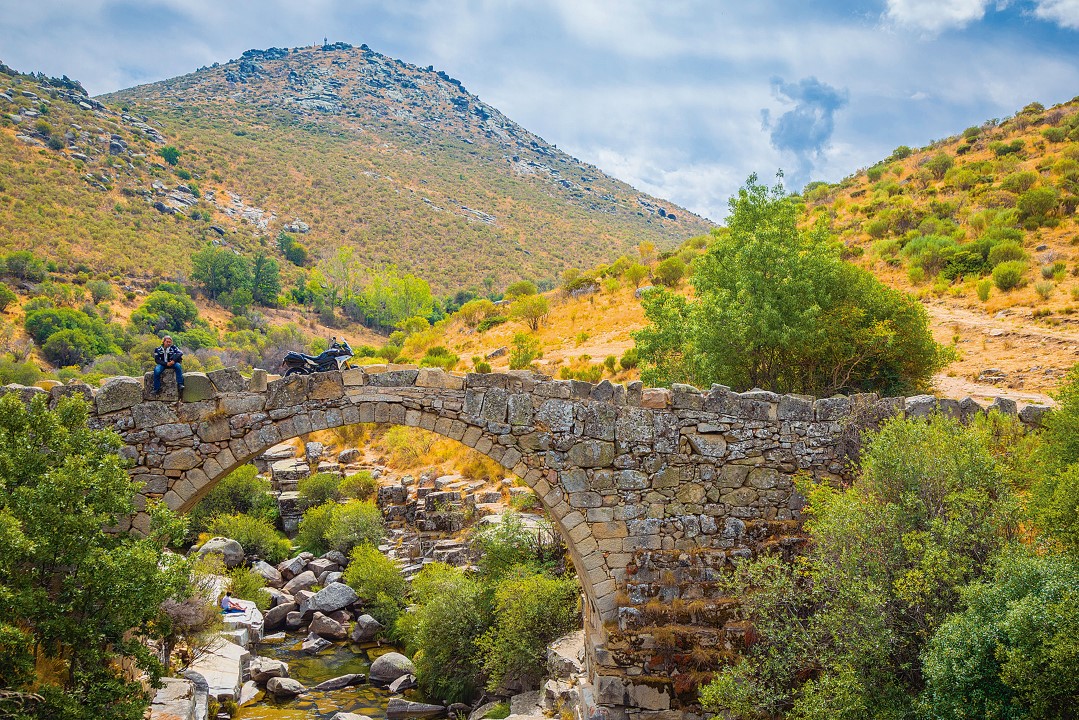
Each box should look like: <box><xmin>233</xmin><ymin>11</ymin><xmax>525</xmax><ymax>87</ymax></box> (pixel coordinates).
<box><xmin>190</xmin><ymin>245</ymin><xmax>251</xmax><ymax>301</ymax></box>
<box><xmin>926</xmin><ymin>152</ymin><xmax>954</xmax><ymax>179</ymax></box>
<box><xmin>42</xmin><ymin>327</ymin><xmax>97</xmax><ymax>366</ymax></box>
<box><xmin>186</xmin><ymin>465</ymin><xmax>276</xmax><ymax>539</ymax></box>
<box><xmin>504</xmin><ymin>280</ymin><xmax>538</xmax><ymax>299</ymax></box>
<box><xmin>0</xmin><ymin>394</ymin><xmax>189</xmax><ymax>720</ymax></box>
<box><xmin>129</xmin><ymin>290</ymin><xmax>199</xmax><ymax>334</ymax></box>
<box><xmin>157</xmin><ymin>145</ymin><xmax>181</xmax><ymax>166</ymax></box>
<box><xmin>653</xmin><ymin>256</ymin><xmax>686</xmax><ymax>286</ymax></box>
<box><xmin>508</xmin><ymin>332</ymin><xmax>541</xmax><ymax>370</ymax></box>
<box><xmin>623</xmin><ymin>262</ymin><xmax>649</xmax><ymax>288</ymax></box>
<box><xmin>633</xmin><ymin>175</ymin><xmax>945</xmax><ymax>395</ymax></box>
<box><xmin>509</xmin><ymin>294</ymin><xmax>549</xmax><ymax>331</ymax></box>
<box><xmin>249</xmin><ymin>252</ymin><xmax>281</xmax><ymax>307</ymax></box>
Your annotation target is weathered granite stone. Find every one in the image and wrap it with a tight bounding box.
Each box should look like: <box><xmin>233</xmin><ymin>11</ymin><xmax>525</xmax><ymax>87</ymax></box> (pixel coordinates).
<box><xmin>96</xmin><ymin>377</ymin><xmax>143</xmax><ymax>414</ymax></box>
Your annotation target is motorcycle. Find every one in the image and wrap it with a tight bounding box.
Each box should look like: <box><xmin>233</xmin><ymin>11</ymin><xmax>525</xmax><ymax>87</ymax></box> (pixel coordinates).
<box><xmin>281</xmin><ymin>337</ymin><xmax>354</xmax><ymax>376</ymax></box>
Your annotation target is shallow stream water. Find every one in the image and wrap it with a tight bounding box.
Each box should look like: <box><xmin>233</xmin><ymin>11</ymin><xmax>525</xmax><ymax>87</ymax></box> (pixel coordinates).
<box><xmin>235</xmin><ymin>635</ymin><xmax>411</xmax><ymax>720</ymax></box>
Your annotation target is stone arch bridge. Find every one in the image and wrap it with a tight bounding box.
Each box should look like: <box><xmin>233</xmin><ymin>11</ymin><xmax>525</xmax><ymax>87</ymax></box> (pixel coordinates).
<box><xmin>26</xmin><ymin>365</ymin><xmax>1036</xmax><ymax>718</ymax></box>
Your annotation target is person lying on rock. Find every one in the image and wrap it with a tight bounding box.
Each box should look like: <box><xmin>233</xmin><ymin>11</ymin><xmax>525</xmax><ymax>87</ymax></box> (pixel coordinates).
<box><xmin>152</xmin><ymin>335</ymin><xmax>184</xmax><ymax>395</ymax></box>
<box><xmin>220</xmin><ymin>592</ymin><xmax>245</xmax><ymax>614</ymax></box>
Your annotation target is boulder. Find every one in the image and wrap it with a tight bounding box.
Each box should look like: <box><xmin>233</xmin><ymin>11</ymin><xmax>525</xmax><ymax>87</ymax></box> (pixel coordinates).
<box><xmin>248</xmin><ymin>657</ymin><xmax>289</xmax><ymax>684</ymax></box>
<box><xmin>277</xmin><ymin>554</ymin><xmax>308</xmax><ymax>579</ymax></box>
<box><xmin>307</xmin><ymin>557</ymin><xmax>340</xmax><ymax>576</ymax></box>
<box><xmin>369</xmin><ymin>652</ymin><xmax>416</xmax><ymax>687</ymax></box>
<box><xmin>387</xmin><ymin>674</ymin><xmax>417</xmax><ymax>693</ymax></box>
<box><xmin>327</xmin><ymin>609</ymin><xmax>351</xmax><ymax>624</ymax></box>
<box><xmin>272</xmin><ymin>458</ymin><xmax>309</xmax><ymax>492</ymax></box>
<box><xmin>1019</xmin><ymin>404</ymin><xmax>1052</xmax><ymax>427</ymax></box>
<box><xmin>307</xmin><ymin>582</ymin><xmax>357</xmax><ymax>614</ymax></box>
<box><xmin>96</xmin><ymin>376</ymin><xmax>143</xmax><ymax>414</ymax></box>
<box><xmin>310</xmin><ymin>612</ymin><xmax>348</xmax><ymax>641</ymax></box>
<box><xmin>285</xmin><ymin>611</ymin><xmax>304</xmax><ymax>630</ymax></box>
<box><xmin>350</xmin><ymin>614</ymin><xmax>385</xmax><ymax>643</ymax></box>
<box><xmin>197</xmin><ymin>537</ymin><xmax>244</xmax><ymax>568</ymax></box>
<box><xmin>322</xmin><ymin>550</ymin><xmax>348</xmax><ymax>565</ymax></box>
<box><xmin>266</xmin><ymin>677</ymin><xmax>306</xmax><ymax>698</ymax></box>
<box><xmin>283</xmin><ymin>570</ymin><xmax>317</xmax><ymax>594</ymax></box>
<box><xmin>302</xmin><ymin>632</ymin><xmax>332</xmax><ymax>654</ymax></box>
<box><xmin>263</xmin><ymin>602</ymin><xmax>298</xmax><ymax>631</ymax></box>
<box><xmin>331</xmin><ymin>714</ymin><xmax>367</xmax><ymax>720</ymax></box>
<box><xmin>312</xmin><ymin>673</ymin><xmax>365</xmax><ymax>691</ymax></box>
<box><xmin>337</xmin><ymin>448</ymin><xmax>362</xmax><ymax>464</ymax></box>
<box><xmin>305</xmin><ymin>441</ymin><xmax>325</xmax><ymax>463</ymax></box>
<box><xmin>208</xmin><ymin>368</ymin><xmax>247</xmax><ymax>393</ymax></box>
<box><xmin>251</xmin><ymin>560</ymin><xmax>283</xmax><ymax>587</ymax></box>
<box><xmin>386</xmin><ymin>698</ymin><xmax>443</xmax><ymax>720</ymax></box>
<box><xmin>238</xmin><ymin>679</ymin><xmax>260</xmax><ymax>706</ymax></box>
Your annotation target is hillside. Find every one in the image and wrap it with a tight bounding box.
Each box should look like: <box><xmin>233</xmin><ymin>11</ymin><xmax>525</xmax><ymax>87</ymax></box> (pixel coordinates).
<box><xmin>94</xmin><ymin>43</ymin><xmax>712</xmax><ymax>292</ymax></box>
<box><xmin>398</xmin><ymin>98</ymin><xmax>1079</xmax><ymax>405</ymax></box>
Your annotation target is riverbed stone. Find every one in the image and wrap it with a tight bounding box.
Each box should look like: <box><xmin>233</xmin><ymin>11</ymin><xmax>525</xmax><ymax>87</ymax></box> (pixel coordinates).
<box><xmin>266</xmin><ymin>677</ymin><xmax>306</xmax><ymax>698</ymax></box>
<box><xmin>369</xmin><ymin>652</ymin><xmax>416</xmax><ymax>687</ymax></box>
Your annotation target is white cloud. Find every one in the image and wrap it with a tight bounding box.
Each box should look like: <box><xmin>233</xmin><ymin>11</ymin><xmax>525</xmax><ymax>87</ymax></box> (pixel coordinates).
<box><xmin>884</xmin><ymin>0</ymin><xmax>994</xmax><ymax>32</ymax></box>
<box><xmin>1033</xmin><ymin>0</ymin><xmax>1079</xmax><ymax>28</ymax></box>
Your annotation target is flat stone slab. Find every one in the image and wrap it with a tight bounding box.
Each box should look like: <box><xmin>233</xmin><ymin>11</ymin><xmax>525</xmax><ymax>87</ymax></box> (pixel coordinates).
<box><xmin>186</xmin><ymin>637</ymin><xmax>251</xmax><ymax>701</ymax></box>
<box><xmin>149</xmin><ymin>677</ymin><xmax>196</xmax><ymax>720</ymax></box>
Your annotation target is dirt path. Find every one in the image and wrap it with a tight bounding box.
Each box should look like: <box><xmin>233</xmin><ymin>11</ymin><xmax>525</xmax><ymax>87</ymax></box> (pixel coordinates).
<box><xmin>925</xmin><ymin>301</ymin><xmax>1078</xmax><ymax>406</ymax></box>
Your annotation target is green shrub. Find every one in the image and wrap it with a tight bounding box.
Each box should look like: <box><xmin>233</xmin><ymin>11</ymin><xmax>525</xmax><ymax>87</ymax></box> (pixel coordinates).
<box><xmin>992</xmin><ymin>261</ymin><xmax>1027</xmax><ymax>291</ymax></box>
<box><xmin>227</xmin><ymin>567</ymin><xmax>270</xmax><ymax>611</ymax></box>
<box><xmin>343</xmin><ymin>544</ymin><xmax>406</xmax><ymax>618</ymax></box>
<box><xmin>1035</xmin><ymin>281</ymin><xmax>1054</xmax><ymax>300</ymax></box>
<box><xmin>396</xmin><ymin>564</ymin><xmax>487</xmax><ymax>703</ymax></box>
<box><xmin>987</xmin><ymin>241</ymin><xmax>1027</xmax><ymax>267</ymax></box>
<box><xmin>420</xmin><ymin>345</ymin><xmax>459</xmax><ymax>370</ymax></box>
<box><xmin>653</xmin><ymin>257</ymin><xmax>686</xmax><ymax>287</ymax></box>
<box><xmin>925</xmin><ymin>152</ymin><xmax>954</xmax><ymax>179</ymax></box>
<box><xmin>188</xmin><ymin>465</ymin><xmax>277</xmax><ymax>537</ymax></box>
<box><xmin>619</xmin><ymin>347</ymin><xmax>639</xmax><ymax>370</ymax></box>
<box><xmin>42</xmin><ymin>328</ymin><xmax>97</xmax><ymax>367</ymax></box>
<box><xmin>866</xmin><ymin>165</ymin><xmax>885</xmax><ymax>182</ymax></box>
<box><xmin>297</xmin><ymin>500</ymin><xmax>384</xmax><ymax>555</ymax></box>
<box><xmin>504</xmin><ymin>280</ymin><xmax>537</xmax><ymax>299</ymax></box>
<box><xmin>476</xmin><ymin>314</ymin><xmax>507</xmax><ymax>332</ymax></box>
<box><xmin>0</xmin><ymin>282</ymin><xmax>16</xmax><ymax>311</ymax></box>
<box><xmin>1017</xmin><ymin>186</ymin><xmax>1060</xmax><ymax>221</ymax></box>
<box><xmin>130</xmin><ymin>290</ymin><xmax>199</xmax><ymax>334</ymax></box>
<box><xmin>472</xmin><ymin>512</ymin><xmax>551</xmax><ymax>580</ymax></box>
<box><xmin>1043</xmin><ymin>127</ymin><xmax>1067</xmax><ymax>143</ymax></box>
<box><xmin>341</xmin><ymin>471</ymin><xmax>378</xmax><ymax>501</ymax></box>
<box><xmin>603</xmin><ymin>355</ymin><xmax>617</xmax><ymax>374</ymax></box>
<box><xmin>891</xmin><ymin>145</ymin><xmax>913</xmax><ymax>159</ymax></box>
<box><xmin>298</xmin><ymin>472</ymin><xmax>342</xmax><ymax>510</ymax></box>
<box><xmin>1000</xmin><ymin>171</ymin><xmax>1038</xmax><ymax>193</ymax></box>
<box><xmin>509</xmin><ymin>333</ymin><xmax>541</xmax><ymax>370</ymax></box>
<box><xmin>4</xmin><ymin>250</ymin><xmax>46</xmax><ymax>282</ymax></box>
<box><xmin>477</xmin><ymin>572</ymin><xmax>580</xmax><ymax>692</ymax></box>
<box><xmin>157</xmin><ymin>145</ymin><xmax>181</xmax><ymax>165</ymax></box>
<box><xmin>976</xmin><ymin>279</ymin><xmax>992</xmax><ymax>302</ymax></box>
<box><xmin>207</xmin><ymin>513</ymin><xmax>291</xmax><ymax>563</ymax></box>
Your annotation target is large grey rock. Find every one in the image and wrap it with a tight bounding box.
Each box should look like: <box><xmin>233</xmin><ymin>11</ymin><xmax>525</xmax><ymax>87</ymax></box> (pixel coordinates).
<box><xmin>386</xmin><ymin>698</ymin><xmax>443</xmax><ymax>720</ymax></box>
<box><xmin>96</xmin><ymin>376</ymin><xmax>143</xmax><ymax>414</ymax></box>
<box><xmin>350</xmin><ymin>614</ymin><xmax>385</xmax><ymax>643</ymax></box>
<box><xmin>312</xmin><ymin>673</ymin><xmax>365</xmax><ymax>691</ymax></box>
<box><xmin>310</xmin><ymin>612</ymin><xmax>348</xmax><ymax>641</ymax></box>
<box><xmin>251</xmin><ymin>560</ymin><xmax>283</xmax><ymax>588</ymax></box>
<box><xmin>266</xmin><ymin>676</ymin><xmax>306</xmax><ymax>698</ymax></box>
<box><xmin>149</xmin><ymin>677</ymin><xmax>196</xmax><ymax>720</ymax></box>
<box><xmin>181</xmin><ymin>372</ymin><xmax>215</xmax><ymax>402</ymax></box>
<box><xmin>272</xmin><ymin>458</ymin><xmax>310</xmax><ymax>492</ymax></box>
<box><xmin>208</xmin><ymin>368</ymin><xmax>247</xmax><ymax>393</ymax></box>
<box><xmin>197</xmin><ymin>537</ymin><xmax>244</xmax><ymax>568</ymax></box>
<box><xmin>337</xmin><ymin>448</ymin><xmax>362</xmax><ymax>464</ymax></box>
<box><xmin>248</xmin><ymin>657</ymin><xmax>289</xmax><ymax>684</ymax></box>
<box><xmin>277</xmin><ymin>554</ymin><xmax>308</xmax><ymax>580</ymax></box>
<box><xmin>283</xmin><ymin>570</ymin><xmax>317</xmax><ymax>594</ymax></box>
<box><xmin>305</xmin><ymin>441</ymin><xmax>325</xmax><ymax>463</ymax></box>
<box><xmin>307</xmin><ymin>582</ymin><xmax>357</xmax><ymax>614</ymax></box>
<box><xmin>369</xmin><ymin>652</ymin><xmax>417</xmax><ymax>687</ymax></box>
<box><xmin>263</xmin><ymin>602</ymin><xmax>298</xmax><ymax>631</ymax></box>
<box><xmin>1019</xmin><ymin>404</ymin><xmax>1052</xmax><ymax>427</ymax></box>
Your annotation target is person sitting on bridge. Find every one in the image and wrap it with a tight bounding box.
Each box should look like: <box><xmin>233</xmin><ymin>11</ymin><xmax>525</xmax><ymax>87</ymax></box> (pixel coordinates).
<box><xmin>152</xmin><ymin>335</ymin><xmax>184</xmax><ymax>395</ymax></box>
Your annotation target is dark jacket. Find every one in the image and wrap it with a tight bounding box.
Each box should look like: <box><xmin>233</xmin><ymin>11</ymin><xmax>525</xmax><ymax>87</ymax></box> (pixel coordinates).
<box><xmin>153</xmin><ymin>344</ymin><xmax>184</xmax><ymax>366</ymax></box>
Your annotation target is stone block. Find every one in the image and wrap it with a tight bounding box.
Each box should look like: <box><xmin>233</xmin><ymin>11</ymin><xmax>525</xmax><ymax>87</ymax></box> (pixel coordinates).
<box><xmin>272</xmin><ymin>458</ymin><xmax>309</xmax><ymax>491</ymax></box>
<box><xmin>904</xmin><ymin>394</ymin><xmax>937</xmax><ymax>417</ymax></box>
<box><xmin>249</xmin><ymin>368</ymin><xmax>268</xmax><ymax>392</ymax></box>
<box><xmin>959</xmin><ymin>396</ymin><xmax>985</xmax><ymax>422</ymax></box>
<box><xmin>309</xmin><ymin>372</ymin><xmax>344</xmax><ymax>400</ymax></box>
<box><xmin>686</xmin><ymin>433</ymin><xmax>727</xmax><ymax>457</ymax></box>
<box><xmin>49</xmin><ymin>381</ymin><xmax>93</xmax><ymax>409</ymax></box>
<box><xmin>266</xmin><ymin>375</ymin><xmax>308</xmax><ymax>410</ymax></box>
<box><xmin>162</xmin><ymin>448</ymin><xmax>200</xmax><ymax>471</ymax></box>
<box><xmin>133</xmin><ymin>401</ymin><xmax>178</xmax><ymax>429</ymax></box>
<box><xmin>536</xmin><ymin>399</ymin><xmax>574</xmax><ymax>433</ymax></box>
<box><xmin>96</xmin><ymin>376</ymin><xmax>143</xmax><ymax>414</ymax></box>
<box><xmin>814</xmin><ymin>396</ymin><xmax>850</xmax><ymax>421</ymax></box>
<box><xmin>567</xmin><ymin>441</ymin><xmax>615</xmax><ymax>468</ymax></box>
<box><xmin>640</xmin><ymin>388</ymin><xmax>669</xmax><ymax>409</ymax></box>
<box><xmin>988</xmin><ymin>397</ymin><xmax>1018</xmax><ymax>416</ymax></box>
<box><xmin>198</xmin><ymin>416</ymin><xmax>232</xmax><ymax>443</ymax></box>
<box><xmin>366</xmin><ymin>370</ymin><xmax>419</xmax><ymax>387</ymax></box>
<box><xmin>208</xmin><ymin>368</ymin><xmax>247</xmax><ymax>393</ymax></box>
<box><xmin>1019</xmin><ymin>404</ymin><xmax>1052</xmax><ymax>427</ymax></box>
<box><xmin>416</xmin><ymin>367</ymin><xmax>465</xmax><ymax>389</ymax></box>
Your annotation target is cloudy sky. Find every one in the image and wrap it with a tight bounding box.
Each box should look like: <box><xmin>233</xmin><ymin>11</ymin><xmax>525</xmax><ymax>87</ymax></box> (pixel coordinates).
<box><xmin>2</xmin><ymin>1</ymin><xmax>1078</xmax><ymax>220</ymax></box>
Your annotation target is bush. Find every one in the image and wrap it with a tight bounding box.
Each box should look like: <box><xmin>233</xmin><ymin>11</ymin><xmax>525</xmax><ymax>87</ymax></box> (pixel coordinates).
<box><xmin>207</xmin><ymin>513</ymin><xmax>291</xmax><ymax>563</ymax></box>
<box><xmin>1035</xmin><ymin>281</ymin><xmax>1055</xmax><ymax>300</ymax></box>
<box><xmin>456</xmin><ymin>298</ymin><xmax>497</xmax><ymax>326</ymax></box>
<box><xmin>0</xmin><ymin>282</ymin><xmax>16</xmax><ymax>311</ymax></box>
<box><xmin>619</xmin><ymin>347</ymin><xmax>639</xmax><ymax>370</ymax></box>
<box><xmin>130</xmin><ymin>290</ymin><xmax>199</xmax><ymax>334</ymax></box>
<box><xmin>297</xmin><ymin>472</ymin><xmax>342</xmax><ymax>509</ymax></box>
<box><xmin>86</xmin><ymin>279</ymin><xmax>113</xmax><ymax>304</ymax></box>
<box><xmin>476</xmin><ymin>572</ymin><xmax>580</xmax><ymax>692</ymax></box>
<box><xmin>1017</xmin><ymin>186</ymin><xmax>1059</xmax><ymax>221</ymax></box>
<box><xmin>509</xmin><ymin>295</ymin><xmax>550</xmax><ymax>331</ymax></box>
<box><xmin>992</xmin><ymin>261</ymin><xmax>1027</xmax><ymax>291</ymax></box>
<box><xmin>976</xmin><ymin>279</ymin><xmax>992</xmax><ymax>302</ymax></box>
<box><xmin>4</xmin><ymin>250</ymin><xmax>46</xmax><ymax>281</ymax></box>
<box><xmin>396</xmin><ymin>564</ymin><xmax>488</xmax><ymax>703</ymax></box>
<box><xmin>42</xmin><ymin>328</ymin><xmax>96</xmax><ymax>367</ymax></box>
<box><xmin>1000</xmin><ymin>171</ymin><xmax>1038</xmax><ymax>193</ymax></box>
<box><xmin>653</xmin><ymin>257</ymin><xmax>686</xmax><ymax>287</ymax></box>
<box><xmin>925</xmin><ymin>152</ymin><xmax>954</xmax><ymax>179</ymax></box>
<box><xmin>227</xmin><ymin>567</ymin><xmax>270</xmax><ymax>611</ymax></box>
<box><xmin>420</xmin><ymin>345</ymin><xmax>459</xmax><ymax>370</ymax></box>
<box><xmin>297</xmin><ymin>500</ymin><xmax>384</xmax><ymax>556</ymax></box>
<box><xmin>472</xmin><ymin>512</ymin><xmax>549</xmax><ymax>580</ymax></box>
<box><xmin>343</xmin><ymin>544</ymin><xmax>406</xmax><ymax>607</ymax></box>
<box><xmin>187</xmin><ymin>465</ymin><xmax>277</xmax><ymax>537</ymax></box>
<box><xmin>987</xmin><ymin>241</ymin><xmax>1027</xmax><ymax>267</ymax></box>
<box><xmin>157</xmin><ymin>145</ymin><xmax>181</xmax><ymax>165</ymax></box>
<box><xmin>476</xmin><ymin>315</ymin><xmax>507</xmax><ymax>332</ymax></box>
<box><xmin>509</xmin><ymin>333</ymin><xmax>541</xmax><ymax>370</ymax></box>
<box><xmin>504</xmin><ymin>280</ymin><xmax>537</xmax><ymax>299</ymax></box>
<box><xmin>341</xmin><ymin>471</ymin><xmax>378</xmax><ymax>501</ymax></box>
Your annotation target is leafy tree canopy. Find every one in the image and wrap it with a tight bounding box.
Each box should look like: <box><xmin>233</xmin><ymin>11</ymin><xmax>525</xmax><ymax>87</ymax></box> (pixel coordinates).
<box><xmin>633</xmin><ymin>174</ymin><xmax>947</xmax><ymax>395</ymax></box>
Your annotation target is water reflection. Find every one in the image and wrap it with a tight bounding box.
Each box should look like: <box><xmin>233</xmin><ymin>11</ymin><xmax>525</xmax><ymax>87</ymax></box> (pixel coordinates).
<box><xmin>236</xmin><ymin>636</ymin><xmax>406</xmax><ymax>720</ymax></box>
